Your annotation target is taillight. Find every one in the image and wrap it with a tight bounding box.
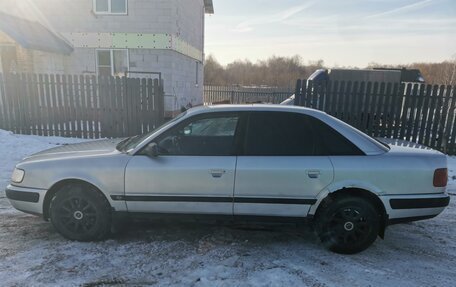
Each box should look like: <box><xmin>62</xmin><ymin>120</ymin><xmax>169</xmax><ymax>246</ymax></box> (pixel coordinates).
<box><xmin>433</xmin><ymin>168</ymin><xmax>448</xmax><ymax>187</ymax></box>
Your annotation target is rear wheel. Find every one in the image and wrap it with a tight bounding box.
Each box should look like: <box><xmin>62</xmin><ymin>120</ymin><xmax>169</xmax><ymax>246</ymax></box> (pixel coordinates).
<box><xmin>49</xmin><ymin>184</ymin><xmax>111</xmax><ymax>241</ymax></box>
<box><xmin>315</xmin><ymin>196</ymin><xmax>380</xmax><ymax>254</ymax></box>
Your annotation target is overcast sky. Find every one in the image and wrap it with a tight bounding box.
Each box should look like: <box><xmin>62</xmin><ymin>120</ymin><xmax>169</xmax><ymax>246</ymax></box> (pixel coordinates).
<box><xmin>205</xmin><ymin>0</ymin><xmax>456</xmax><ymax>67</ymax></box>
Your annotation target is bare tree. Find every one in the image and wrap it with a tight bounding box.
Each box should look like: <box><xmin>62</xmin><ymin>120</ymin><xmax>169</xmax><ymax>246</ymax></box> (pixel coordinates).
<box><xmin>205</xmin><ymin>55</ymin><xmax>456</xmax><ymax>87</ymax></box>
<box><xmin>204</xmin><ymin>55</ymin><xmax>324</xmax><ymax>87</ymax></box>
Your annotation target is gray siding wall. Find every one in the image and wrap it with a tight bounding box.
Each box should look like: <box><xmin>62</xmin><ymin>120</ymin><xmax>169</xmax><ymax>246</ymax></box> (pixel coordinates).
<box><xmin>175</xmin><ymin>0</ymin><xmax>205</xmax><ymax>51</ymax></box>
<box><xmin>129</xmin><ymin>49</ymin><xmax>203</xmax><ymax>111</ymax></box>
<box><xmin>6</xmin><ymin>0</ymin><xmax>175</xmax><ymax>35</ymax></box>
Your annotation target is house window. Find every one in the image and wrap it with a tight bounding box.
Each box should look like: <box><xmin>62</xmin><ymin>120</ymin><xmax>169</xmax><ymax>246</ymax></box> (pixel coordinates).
<box><xmin>93</xmin><ymin>0</ymin><xmax>128</xmax><ymax>15</ymax></box>
<box><xmin>96</xmin><ymin>49</ymin><xmax>129</xmax><ymax>76</ymax></box>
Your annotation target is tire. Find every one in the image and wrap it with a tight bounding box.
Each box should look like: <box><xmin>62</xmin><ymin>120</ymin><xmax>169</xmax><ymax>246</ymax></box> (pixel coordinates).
<box><xmin>49</xmin><ymin>184</ymin><xmax>112</xmax><ymax>241</ymax></box>
<box><xmin>315</xmin><ymin>196</ymin><xmax>380</xmax><ymax>254</ymax></box>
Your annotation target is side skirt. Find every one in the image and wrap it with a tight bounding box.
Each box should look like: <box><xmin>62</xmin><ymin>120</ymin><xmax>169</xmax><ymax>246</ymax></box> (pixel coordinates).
<box><xmin>112</xmin><ymin>211</ymin><xmax>311</xmax><ymax>225</ymax></box>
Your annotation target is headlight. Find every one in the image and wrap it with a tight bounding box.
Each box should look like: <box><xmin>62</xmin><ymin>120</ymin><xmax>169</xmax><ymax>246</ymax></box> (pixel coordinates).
<box><xmin>11</xmin><ymin>168</ymin><xmax>25</xmax><ymax>183</ymax></box>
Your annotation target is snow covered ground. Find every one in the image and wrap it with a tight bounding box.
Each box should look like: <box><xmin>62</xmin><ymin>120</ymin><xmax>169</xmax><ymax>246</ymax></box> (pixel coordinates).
<box><xmin>0</xmin><ymin>129</ymin><xmax>455</xmax><ymax>287</ymax></box>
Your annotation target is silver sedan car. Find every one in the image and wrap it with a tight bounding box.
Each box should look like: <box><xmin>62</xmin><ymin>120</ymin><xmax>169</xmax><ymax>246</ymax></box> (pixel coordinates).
<box><xmin>6</xmin><ymin>105</ymin><xmax>450</xmax><ymax>254</ymax></box>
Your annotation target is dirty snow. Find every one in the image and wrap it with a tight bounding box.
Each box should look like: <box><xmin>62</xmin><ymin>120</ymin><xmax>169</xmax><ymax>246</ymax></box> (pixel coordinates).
<box><xmin>0</xmin><ymin>129</ymin><xmax>455</xmax><ymax>287</ymax></box>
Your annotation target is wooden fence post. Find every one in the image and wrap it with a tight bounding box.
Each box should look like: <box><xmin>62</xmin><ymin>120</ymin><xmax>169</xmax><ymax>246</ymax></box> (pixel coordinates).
<box><xmin>157</xmin><ymin>78</ymin><xmax>165</xmax><ymax>126</ymax></box>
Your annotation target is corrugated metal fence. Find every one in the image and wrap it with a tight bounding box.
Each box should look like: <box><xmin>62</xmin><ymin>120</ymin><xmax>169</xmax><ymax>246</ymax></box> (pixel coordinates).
<box><xmin>0</xmin><ymin>73</ymin><xmax>165</xmax><ymax>139</ymax></box>
<box><xmin>294</xmin><ymin>80</ymin><xmax>456</xmax><ymax>155</ymax></box>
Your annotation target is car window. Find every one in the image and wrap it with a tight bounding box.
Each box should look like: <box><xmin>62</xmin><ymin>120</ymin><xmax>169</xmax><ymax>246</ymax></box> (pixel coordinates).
<box><xmin>156</xmin><ymin>114</ymin><xmax>240</xmax><ymax>156</ymax></box>
<box><xmin>244</xmin><ymin>111</ymin><xmax>364</xmax><ymax>156</ymax></box>
<box><xmin>188</xmin><ymin>117</ymin><xmax>238</xmax><ymax>136</ymax></box>
<box><xmin>309</xmin><ymin>117</ymin><xmax>365</xmax><ymax>156</ymax></box>
<box><xmin>117</xmin><ymin>111</ymin><xmax>187</xmax><ymax>152</ymax></box>
<box><xmin>244</xmin><ymin>112</ymin><xmax>315</xmax><ymax>156</ymax></box>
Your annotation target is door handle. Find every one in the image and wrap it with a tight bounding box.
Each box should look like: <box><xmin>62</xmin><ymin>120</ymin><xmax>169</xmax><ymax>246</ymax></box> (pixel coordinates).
<box><xmin>307</xmin><ymin>170</ymin><xmax>321</xmax><ymax>179</ymax></box>
<box><xmin>210</xmin><ymin>169</ymin><xmax>226</xmax><ymax>178</ymax></box>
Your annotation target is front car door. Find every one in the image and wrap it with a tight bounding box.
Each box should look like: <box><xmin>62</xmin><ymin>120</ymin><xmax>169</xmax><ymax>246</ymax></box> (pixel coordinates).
<box><xmin>234</xmin><ymin>111</ymin><xmax>334</xmax><ymax>217</ymax></box>
<box><xmin>124</xmin><ymin>112</ymin><xmax>241</xmax><ymax>215</ymax></box>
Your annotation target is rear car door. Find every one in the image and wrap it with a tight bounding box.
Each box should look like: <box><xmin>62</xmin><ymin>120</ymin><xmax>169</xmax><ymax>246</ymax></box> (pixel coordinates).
<box><xmin>124</xmin><ymin>112</ymin><xmax>241</xmax><ymax>215</ymax></box>
<box><xmin>233</xmin><ymin>111</ymin><xmax>334</xmax><ymax>217</ymax></box>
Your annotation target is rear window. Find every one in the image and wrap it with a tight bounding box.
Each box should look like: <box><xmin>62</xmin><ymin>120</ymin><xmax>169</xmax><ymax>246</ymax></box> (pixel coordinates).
<box><xmin>309</xmin><ymin>117</ymin><xmax>365</xmax><ymax>156</ymax></box>
<box><xmin>243</xmin><ymin>111</ymin><xmax>364</xmax><ymax>156</ymax></box>
<box><xmin>244</xmin><ymin>112</ymin><xmax>315</xmax><ymax>156</ymax></box>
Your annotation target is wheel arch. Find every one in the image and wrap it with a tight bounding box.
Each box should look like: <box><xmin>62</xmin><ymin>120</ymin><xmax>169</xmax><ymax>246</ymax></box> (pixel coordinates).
<box><xmin>43</xmin><ymin>178</ymin><xmax>110</xmax><ymax>220</ymax></box>
<box><xmin>312</xmin><ymin>187</ymin><xmax>388</xmax><ymax>238</ymax></box>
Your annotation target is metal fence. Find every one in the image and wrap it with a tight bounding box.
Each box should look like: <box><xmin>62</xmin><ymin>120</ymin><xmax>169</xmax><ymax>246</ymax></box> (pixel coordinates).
<box><xmin>204</xmin><ymin>86</ymin><xmax>293</xmax><ymax>105</ymax></box>
<box><xmin>294</xmin><ymin>80</ymin><xmax>456</xmax><ymax>155</ymax></box>
<box><xmin>0</xmin><ymin>73</ymin><xmax>165</xmax><ymax>139</ymax></box>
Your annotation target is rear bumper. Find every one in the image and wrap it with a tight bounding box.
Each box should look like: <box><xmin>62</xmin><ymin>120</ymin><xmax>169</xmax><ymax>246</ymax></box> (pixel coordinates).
<box><xmin>380</xmin><ymin>193</ymin><xmax>450</xmax><ymax>224</ymax></box>
<box><xmin>389</xmin><ymin>196</ymin><xmax>450</xmax><ymax>210</ymax></box>
<box><xmin>5</xmin><ymin>184</ymin><xmax>46</xmax><ymax>216</ymax></box>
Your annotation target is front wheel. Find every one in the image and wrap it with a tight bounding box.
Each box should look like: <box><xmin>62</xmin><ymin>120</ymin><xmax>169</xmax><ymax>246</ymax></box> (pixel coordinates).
<box><xmin>315</xmin><ymin>196</ymin><xmax>380</xmax><ymax>254</ymax></box>
<box><xmin>49</xmin><ymin>184</ymin><xmax>112</xmax><ymax>241</ymax></box>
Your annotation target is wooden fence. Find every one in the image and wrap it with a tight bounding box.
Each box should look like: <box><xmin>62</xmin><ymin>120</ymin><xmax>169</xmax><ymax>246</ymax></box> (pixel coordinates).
<box><xmin>294</xmin><ymin>80</ymin><xmax>456</xmax><ymax>155</ymax></box>
<box><xmin>0</xmin><ymin>73</ymin><xmax>165</xmax><ymax>139</ymax></box>
<box><xmin>204</xmin><ymin>86</ymin><xmax>293</xmax><ymax>105</ymax></box>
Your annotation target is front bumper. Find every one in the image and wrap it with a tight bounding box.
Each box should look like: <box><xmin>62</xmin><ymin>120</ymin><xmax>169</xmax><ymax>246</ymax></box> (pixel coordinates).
<box><xmin>5</xmin><ymin>184</ymin><xmax>47</xmax><ymax>216</ymax></box>
<box><xmin>380</xmin><ymin>193</ymin><xmax>450</xmax><ymax>225</ymax></box>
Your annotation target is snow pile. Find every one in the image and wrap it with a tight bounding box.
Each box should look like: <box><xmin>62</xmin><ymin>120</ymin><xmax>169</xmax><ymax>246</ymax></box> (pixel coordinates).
<box><xmin>0</xmin><ymin>130</ymin><xmax>455</xmax><ymax>287</ymax></box>
<box><xmin>0</xmin><ymin>130</ymin><xmax>85</xmax><ymax>198</ymax></box>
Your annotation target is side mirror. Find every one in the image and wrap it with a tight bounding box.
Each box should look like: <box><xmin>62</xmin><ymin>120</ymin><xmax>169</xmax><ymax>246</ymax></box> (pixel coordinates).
<box><xmin>144</xmin><ymin>142</ymin><xmax>159</xmax><ymax>157</ymax></box>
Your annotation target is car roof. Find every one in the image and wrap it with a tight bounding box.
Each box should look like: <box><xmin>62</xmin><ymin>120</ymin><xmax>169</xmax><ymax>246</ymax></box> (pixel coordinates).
<box><xmin>187</xmin><ymin>104</ymin><xmax>327</xmax><ymax>116</ymax></box>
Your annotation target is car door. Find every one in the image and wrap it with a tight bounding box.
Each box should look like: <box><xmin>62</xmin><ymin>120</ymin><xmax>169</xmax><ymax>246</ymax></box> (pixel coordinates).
<box><xmin>124</xmin><ymin>112</ymin><xmax>241</xmax><ymax>215</ymax></box>
<box><xmin>233</xmin><ymin>111</ymin><xmax>334</xmax><ymax>217</ymax></box>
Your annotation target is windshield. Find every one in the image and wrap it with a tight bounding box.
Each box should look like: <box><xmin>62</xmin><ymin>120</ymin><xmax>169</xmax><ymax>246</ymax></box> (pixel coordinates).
<box><xmin>116</xmin><ymin>111</ymin><xmax>187</xmax><ymax>152</ymax></box>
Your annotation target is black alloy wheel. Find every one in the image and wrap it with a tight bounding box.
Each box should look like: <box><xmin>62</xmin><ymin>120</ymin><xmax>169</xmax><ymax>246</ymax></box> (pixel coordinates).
<box><xmin>50</xmin><ymin>184</ymin><xmax>111</xmax><ymax>241</ymax></box>
<box><xmin>315</xmin><ymin>196</ymin><xmax>380</xmax><ymax>254</ymax></box>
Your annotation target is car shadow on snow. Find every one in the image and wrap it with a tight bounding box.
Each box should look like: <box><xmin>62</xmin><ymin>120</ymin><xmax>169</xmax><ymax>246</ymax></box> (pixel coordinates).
<box><xmin>111</xmin><ymin>218</ymin><xmax>322</xmax><ymax>249</ymax></box>
<box><xmin>3</xmin><ymin>203</ymin><xmax>454</xmax><ymax>261</ymax></box>
<box><xmin>0</xmin><ymin>209</ymin><xmax>322</xmax><ymax>252</ymax></box>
